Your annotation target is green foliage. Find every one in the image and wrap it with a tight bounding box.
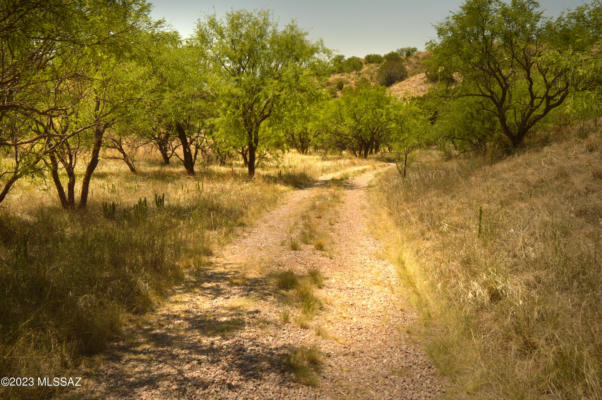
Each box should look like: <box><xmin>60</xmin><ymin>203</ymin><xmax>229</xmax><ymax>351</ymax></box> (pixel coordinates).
<box><xmin>431</xmin><ymin>95</ymin><xmax>501</xmax><ymax>153</ymax></box>
<box><xmin>364</xmin><ymin>53</ymin><xmax>384</xmax><ymax>64</ymax></box>
<box><xmin>326</xmin><ymin>83</ymin><xmax>395</xmax><ymax>157</ymax></box>
<box><xmin>0</xmin><ymin>0</ymin><xmax>155</xmax><ymax>205</ymax></box>
<box><xmin>331</xmin><ymin>54</ymin><xmax>346</xmax><ymax>72</ymax></box>
<box><xmin>383</xmin><ymin>51</ymin><xmax>403</xmax><ymax>62</ymax></box>
<box><xmin>196</xmin><ymin>9</ymin><xmax>327</xmax><ymax>176</ymax></box>
<box><xmin>341</xmin><ymin>56</ymin><xmax>363</xmax><ymax>72</ymax></box>
<box><xmin>331</xmin><ymin>55</ymin><xmax>363</xmax><ymax>73</ymax></box>
<box><xmin>154</xmin><ymin>193</ymin><xmax>165</xmax><ymax>209</ymax></box>
<box><xmin>397</xmin><ymin>46</ymin><xmax>418</xmax><ymax>57</ymax></box>
<box><xmin>428</xmin><ymin>0</ymin><xmax>600</xmax><ymax>148</ymax></box>
<box><xmin>377</xmin><ymin>59</ymin><xmax>408</xmax><ymax>87</ymax></box>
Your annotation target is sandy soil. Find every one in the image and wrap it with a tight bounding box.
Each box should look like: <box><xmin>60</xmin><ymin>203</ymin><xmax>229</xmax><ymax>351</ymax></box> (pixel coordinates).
<box><xmin>75</xmin><ymin>166</ymin><xmax>442</xmax><ymax>399</ymax></box>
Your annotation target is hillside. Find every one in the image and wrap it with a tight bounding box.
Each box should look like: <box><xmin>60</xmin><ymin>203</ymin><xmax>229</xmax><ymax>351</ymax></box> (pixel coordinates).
<box><xmin>327</xmin><ymin>51</ymin><xmax>434</xmax><ymax>100</ymax></box>
<box><xmin>373</xmin><ymin>122</ymin><xmax>602</xmax><ymax>398</ymax></box>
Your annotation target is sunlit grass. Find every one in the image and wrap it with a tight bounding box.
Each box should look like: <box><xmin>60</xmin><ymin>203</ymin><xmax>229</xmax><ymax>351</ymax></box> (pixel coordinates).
<box><xmin>372</xmin><ymin>126</ymin><xmax>602</xmax><ymax>399</ymax></box>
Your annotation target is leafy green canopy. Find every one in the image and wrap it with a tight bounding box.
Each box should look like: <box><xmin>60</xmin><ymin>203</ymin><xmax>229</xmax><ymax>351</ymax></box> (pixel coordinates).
<box><xmin>427</xmin><ymin>0</ymin><xmax>600</xmax><ymax>148</ymax></box>
<box><xmin>195</xmin><ymin>10</ymin><xmax>328</xmax><ymax>176</ymax></box>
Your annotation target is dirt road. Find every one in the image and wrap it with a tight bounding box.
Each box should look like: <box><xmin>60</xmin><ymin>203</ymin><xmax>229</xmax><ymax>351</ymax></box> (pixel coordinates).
<box><xmin>79</xmin><ymin>167</ymin><xmax>442</xmax><ymax>399</ymax></box>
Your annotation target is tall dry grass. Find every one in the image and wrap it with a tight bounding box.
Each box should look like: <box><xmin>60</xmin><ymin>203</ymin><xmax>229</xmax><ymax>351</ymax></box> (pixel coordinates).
<box><xmin>373</xmin><ymin>127</ymin><xmax>601</xmax><ymax>399</ymax></box>
<box><xmin>0</xmin><ymin>147</ymin><xmax>367</xmax><ymax>399</ymax></box>
<box><xmin>0</xmin><ymin>148</ymin><xmax>286</xmax><ymax>399</ymax></box>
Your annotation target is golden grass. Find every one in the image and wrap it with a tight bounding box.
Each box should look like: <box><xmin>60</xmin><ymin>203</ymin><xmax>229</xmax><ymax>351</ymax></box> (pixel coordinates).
<box><xmin>372</xmin><ymin>127</ymin><xmax>601</xmax><ymax>399</ymax></box>
<box><xmin>0</xmin><ymin>147</ymin><xmax>296</xmax><ymax>400</ymax></box>
<box><xmin>285</xmin><ymin>345</ymin><xmax>323</xmax><ymax>387</ymax></box>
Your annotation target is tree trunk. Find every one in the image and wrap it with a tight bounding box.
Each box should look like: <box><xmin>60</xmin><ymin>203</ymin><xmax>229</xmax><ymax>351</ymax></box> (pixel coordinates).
<box><xmin>240</xmin><ymin>147</ymin><xmax>249</xmax><ymax>167</ymax></box>
<box><xmin>66</xmin><ymin>166</ymin><xmax>76</xmax><ymax>207</ymax></box>
<box><xmin>79</xmin><ymin>124</ymin><xmax>105</xmax><ymax>209</ymax></box>
<box><xmin>48</xmin><ymin>152</ymin><xmax>70</xmax><ymax>209</ymax></box>
<box><xmin>123</xmin><ymin>156</ymin><xmax>136</xmax><ymax>173</ymax></box>
<box><xmin>0</xmin><ymin>174</ymin><xmax>19</xmax><ymax>205</ymax></box>
<box><xmin>175</xmin><ymin>122</ymin><xmax>195</xmax><ymax>175</ymax></box>
<box><xmin>403</xmin><ymin>151</ymin><xmax>408</xmax><ymax>178</ymax></box>
<box><xmin>247</xmin><ymin>144</ymin><xmax>256</xmax><ymax>177</ymax></box>
<box><xmin>155</xmin><ymin>135</ymin><xmax>171</xmax><ymax>165</ymax></box>
<box><xmin>246</xmin><ymin>126</ymin><xmax>259</xmax><ymax>178</ymax></box>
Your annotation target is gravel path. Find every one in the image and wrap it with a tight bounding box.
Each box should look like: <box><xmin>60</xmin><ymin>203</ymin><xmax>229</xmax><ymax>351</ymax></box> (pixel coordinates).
<box><xmin>77</xmin><ymin>167</ymin><xmax>442</xmax><ymax>399</ymax></box>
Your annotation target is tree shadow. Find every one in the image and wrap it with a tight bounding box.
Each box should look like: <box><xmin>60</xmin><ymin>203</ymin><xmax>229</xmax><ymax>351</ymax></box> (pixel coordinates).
<box><xmin>78</xmin><ymin>261</ymin><xmax>295</xmax><ymax>399</ymax></box>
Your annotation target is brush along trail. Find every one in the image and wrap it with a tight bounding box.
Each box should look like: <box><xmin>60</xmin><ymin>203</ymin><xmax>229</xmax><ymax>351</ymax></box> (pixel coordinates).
<box><xmin>78</xmin><ymin>165</ymin><xmax>442</xmax><ymax>399</ymax></box>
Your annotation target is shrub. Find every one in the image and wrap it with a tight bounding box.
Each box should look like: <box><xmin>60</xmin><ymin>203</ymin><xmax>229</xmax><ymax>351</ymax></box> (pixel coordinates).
<box><xmin>383</xmin><ymin>51</ymin><xmax>402</xmax><ymax>62</ymax></box>
<box><xmin>331</xmin><ymin>54</ymin><xmax>346</xmax><ymax>73</ymax></box>
<box><xmin>364</xmin><ymin>53</ymin><xmax>383</xmax><ymax>64</ymax></box>
<box><xmin>377</xmin><ymin>59</ymin><xmax>408</xmax><ymax>86</ymax></box>
<box><xmin>397</xmin><ymin>46</ymin><xmax>418</xmax><ymax>57</ymax></box>
<box><xmin>341</xmin><ymin>56</ymin><xmax>363</xmax><ymax>73</ymax></box>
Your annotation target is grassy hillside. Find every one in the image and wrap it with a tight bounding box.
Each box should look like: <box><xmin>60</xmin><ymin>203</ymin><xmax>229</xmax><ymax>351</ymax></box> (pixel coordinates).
<box><xmin>372</xmin><ymin>122</ymin><xmax>601</xmax><ymax>399</ymax></box>
<box><xmin>327</xmin><ymin>51</ymin><xmax>432</xmax><ymax>99</ymax></box>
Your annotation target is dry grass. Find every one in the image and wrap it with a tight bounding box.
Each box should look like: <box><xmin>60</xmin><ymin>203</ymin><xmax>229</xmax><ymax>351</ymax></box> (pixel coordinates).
<box><xmin>0</xmin><ymin>147</ymin><xmax>291</xmax><ymax>400</ymax></box>
<box><xmin>326</xmin><ymin>51</ymin><xmax>431</xmax><ymax>99</ymax></box>
<box><xmin>294</xmin><ymin>188</ymin><xmax>341</xmax><ymax>253</ymax></box>
<box><xmin>372</xmin><ymin>127</ymin><xmax>601</xmax><ymax>399</ymax></box>
<box><xmin>285</xmin><ymin>345</ymin><xmax>323</xmax><ymax>387</ymax></box>
<box><xmin>389</xmin><ymin>72</ymin><xmax>434</xmax><ymax>100</ymax></box>
<box><xmin>272</xmin><ymin>269</ymin><xmax>324</xmax><ymax>319</ymax></box>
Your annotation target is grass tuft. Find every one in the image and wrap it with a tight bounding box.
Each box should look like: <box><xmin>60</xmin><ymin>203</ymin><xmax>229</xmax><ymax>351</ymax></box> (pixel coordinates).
<box><xmin>286</xmin><ymin>345</ymin><xmax>323</xmax><ymax>386</ymax></box>
<box><xmin>275</xmin><ymin>270</ymin><xmax>299</xmax><ymax>290</ymax></box>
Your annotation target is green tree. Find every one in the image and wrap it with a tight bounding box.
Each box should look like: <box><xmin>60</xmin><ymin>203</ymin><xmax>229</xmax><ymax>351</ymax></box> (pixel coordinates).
<box><xmin>377</xmin><ymin>59</ymin><xmax>408</xmax><ymax>87</ymax></box>
<box><xmin>39</xmin><ymin>0</ymin><xmax>155</xmax><ymax>209</ymax></box>
<box><xmin>196</xmin><ymin>10</ymin><xmax>326</xmax><ymax>177</ymax></box>
<box><xmin>428</xmin><ymin>0</ymin><xmax>598</xmax><ymax>148</ymax></box>
<box><xmin>390</xmin><ymin>101</ymin><xmax>429</xmax><ymax>177</ymax></box>
<box><xmin>0</xmin><ymin>0</ymin><xmax>112</xmax><ymax>204</ymax></box>
<box><xmin>397</xmin><ymin>47</ymin><xmax>418</xmax><ymax>57</ymax></box>
<box><xmin>364</xmin><ymin>54</ymin><xmax>384</xmax><ymax>64</ymax></box>
<box><xmin>330</xmin><ymin>82</ymin><xmax>395</xmax><ymax>158</ymax></box>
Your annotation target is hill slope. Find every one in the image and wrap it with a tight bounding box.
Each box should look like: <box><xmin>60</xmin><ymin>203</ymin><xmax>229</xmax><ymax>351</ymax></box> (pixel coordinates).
<box><xmin>373</xmin><ymin>124</ymin><xmax>602</xmax><ymax>399</ymax></box>
<box><xmin>327</xmin><ymin>51</ymin><xmax>433</xmax><ymax>100</ymax></box>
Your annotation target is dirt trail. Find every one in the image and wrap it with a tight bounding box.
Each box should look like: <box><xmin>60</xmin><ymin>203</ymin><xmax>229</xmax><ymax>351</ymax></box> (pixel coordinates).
<box><xmin>79</xmin><ymin>166</ymin><xmax>442</xmax><ymax>399</ymax></box>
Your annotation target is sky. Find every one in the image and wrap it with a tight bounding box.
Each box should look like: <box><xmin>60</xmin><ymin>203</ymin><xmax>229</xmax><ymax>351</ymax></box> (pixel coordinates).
<box><xmin>148</xmin><ymin>0</ymin><xmax>588</xmax><ymax>57</ymax></box>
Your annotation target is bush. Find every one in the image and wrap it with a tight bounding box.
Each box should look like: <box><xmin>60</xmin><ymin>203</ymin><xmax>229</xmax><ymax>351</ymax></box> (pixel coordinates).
<box><xmin>377</xmin><ymin>59</ymin><xmax>408</xmax><ymax>86</ymax></box>
<box><xmin>383</xmin><ymin>51</ymin><xmax>403</xmax><ymax>62</ymax></box>
<box><xmin>334</xmin><ymin>79</ymin><xmax>346</xmax><ymax>91</ymax></box>
<box><xmin>331</xmin><ymin>54</ymin><xmax>346</xmax><ymax>73</ymax></box>
<box><xmin>397</xmin><ymin>46</ymin><xmax>418</xmax><ymax>57</ymax></box>
<box><xmin>341</xmin><ymin>56</ymin><xmax>363</xmax><ymax>73</ymax></box>
<box><xmin>364</xmin><ymin>53</ymin><xmax>383</xmax><ymax>64</ymax></box>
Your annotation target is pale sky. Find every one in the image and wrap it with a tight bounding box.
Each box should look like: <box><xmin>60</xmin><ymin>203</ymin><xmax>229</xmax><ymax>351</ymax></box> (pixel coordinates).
<box><xmin>148</xmin><ymin>0</ymin><xmax>588</xmax><ymax>57</ymax></box>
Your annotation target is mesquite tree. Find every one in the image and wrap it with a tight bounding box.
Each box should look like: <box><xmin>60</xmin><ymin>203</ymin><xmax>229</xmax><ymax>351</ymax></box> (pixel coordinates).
<box><xmin>196</xmin><ymin>10</ymin><xmax>326</xmax><ymax>177</ymax></box>
<box><xmin>427</xmin><ymin>0</ymin><xmax>598</xmax><ymax>147</ymax></box>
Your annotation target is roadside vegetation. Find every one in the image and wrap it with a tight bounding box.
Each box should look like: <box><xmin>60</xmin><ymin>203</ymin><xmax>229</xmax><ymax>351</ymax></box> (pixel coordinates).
<box><xmin>374</xmin><ymin>122</ymin><xmax>601</xmax><ymax>399</ymax></box>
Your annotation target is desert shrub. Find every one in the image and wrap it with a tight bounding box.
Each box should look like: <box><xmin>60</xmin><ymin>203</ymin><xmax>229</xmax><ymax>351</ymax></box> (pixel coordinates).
<box><xmin>383</xmin><ymin>51</ymin><xmax>403</xmax><ymax>62</ymax></box>
<box><xmin>331</xmin><ymin>54</ymin><xmax>346</xmax><ymax>73</ymax></box>
<box><xmin>397</xmin><ymin>46</ymin><xmax>418</xmax><ymax>57</ymax></box>
<box><xmin>335</xmin><ymin>79</ymin><xmax>346</xmax><ymax>91</ymax></box>
<box><xmin>377</xmin><ymin>59</ymin><xmax>408</xmax><ymax>86</ymax></box>
<box><xmin>341</xmin><ymin>56</ymin><xmax>363</xmax><ymax>73</ymax></box>
<box><xmin>364</xmin><ymin>53</ymin><xmax>383</xmax><ymax>64</ymax></box>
